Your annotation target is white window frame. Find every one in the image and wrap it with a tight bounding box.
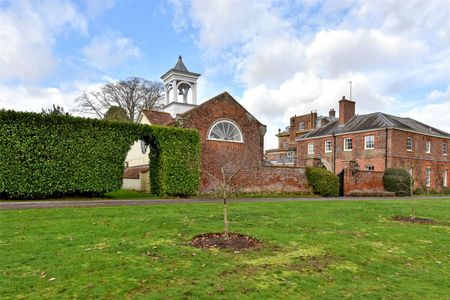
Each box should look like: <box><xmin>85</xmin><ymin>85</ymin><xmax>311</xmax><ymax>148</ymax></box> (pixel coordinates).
<box><xmin>443</xmin><ymin>143</ymin><xmax>448</xmax><ymax>156</ymax></box>
<box><xmin>207</xmin><ymin>119</ymin><xmax>243</xmax><ymax>143</ymax></box>
<box><xmin>444</xmin><ymin>169</ymin><xmax>448</xmax><ymax>187</ymax></box>
<box><xmin>425</xmin><ymin>141</ymin><xmax>431</xmax><ymax>154</ymax></box>
<box><xmin>299</xmin><ymin>122</ymin><xmax>305</xmax><ymax>131</ymax></box>
<box><xmin>365</xmin><ymin>165</ymin><xmax>374</xmax><ymax>171</ymax></box>
<box><xmin>364</xmin><ymin>135</ymin><xmax>374</xmax><ymax>150</ymax></box>
<box><xmin>324</xmin><ymin>140</ymin><xmax>332</xmax><ymax>153</ymax></box>
<box><xmin>426</xmin><ymin>168</ymin><xmax>431</xmax><ymax>187</ymax></box>
<box><xmin>308</xmin><ymin>142</ymin><xmax>314</xmax><ymax>155</ymax></box>
<box><xmin>283</xmin><ymin>141</ymin><xmax>289</xmax><ymax>150</ymax></box>
<box><xmin>287</xmin><ymin>150</ymin><xmax>295</xmax><ymax>158</ymax></box>
<box><xmin>407</xmin><ymin>137</ymin><xmax>413</xmax><ymax>151</ymax></box>
<box><xmin>344</xmin><ymin>138</ymin><xmax>352</xmax><ymax>151</ymax></box>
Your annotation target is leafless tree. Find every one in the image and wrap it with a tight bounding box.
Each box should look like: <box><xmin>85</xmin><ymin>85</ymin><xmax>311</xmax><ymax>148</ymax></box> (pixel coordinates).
<box><xmin>41</xmin><ymin>104</ymin><xmax>70</xmax><ymax>116</ymax></box>
<box><xmin>75</xmin><ymin>77</ymin><xmax>163</xmax><ymax>122</ymax></box>
<box><xmin>203</xmin><ymin>145</ymin><xmax>260</xmax><ymax>239</ymax></box>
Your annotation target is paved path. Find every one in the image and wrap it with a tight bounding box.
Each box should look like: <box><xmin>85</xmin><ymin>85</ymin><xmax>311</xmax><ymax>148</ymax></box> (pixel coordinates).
<box><xmin>1</xmin><ymin>196</ymin><xmax>448</xmax><ymax>210</ymax></box>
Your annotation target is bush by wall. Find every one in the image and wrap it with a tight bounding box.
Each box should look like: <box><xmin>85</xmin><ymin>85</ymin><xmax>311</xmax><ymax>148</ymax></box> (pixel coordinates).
<box><xmin>306</xmin><ymin>167</ymin><xmax>339</xmax><ymax>197</ymax></box>
<box><xmin>383</xmin><ymin>168</ymin><xmax>412</xmax><ymax>196</ymax></box>
<box><xmin>0</xmin><ymin>110</ymin><xmax>200</xmax><ymax>199</ymax></box>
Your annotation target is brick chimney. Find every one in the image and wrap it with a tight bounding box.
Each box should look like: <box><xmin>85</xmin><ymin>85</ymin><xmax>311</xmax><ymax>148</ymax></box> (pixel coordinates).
<box><xmin>339</xmin><ymin>96</ymin><xmax>355</xmax><ymax>125</ymax></box>
<box><xmin>329</xmin><ymin>108</ymin><xmax>336</xmax><ymax>117</ymax></box>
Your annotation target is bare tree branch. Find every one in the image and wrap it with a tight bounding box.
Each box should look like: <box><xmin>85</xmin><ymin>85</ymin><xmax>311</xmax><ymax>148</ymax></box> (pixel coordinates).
<box><xmin>74</xmin><ymin>77</ymin><xmax>163</xmax><ymax>122</ymax></box>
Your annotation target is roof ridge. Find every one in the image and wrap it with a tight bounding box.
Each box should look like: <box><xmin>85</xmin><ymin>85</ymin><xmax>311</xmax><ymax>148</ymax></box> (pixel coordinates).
<box><xmin>377</xmin><ymin>112</ymin><xmax>395</xmax><ymax>127</ymax></box>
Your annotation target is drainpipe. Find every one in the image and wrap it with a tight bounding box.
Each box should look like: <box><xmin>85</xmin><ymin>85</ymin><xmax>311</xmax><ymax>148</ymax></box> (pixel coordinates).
<box><xmin>333</xmin><ymin>133</ymin><xmax>336</xmax><ymax>174</ymax></box>
<box><xmin>385</xmin><ymin>128</ymin><xmax>388</xmax><ymax>170</ymax></box>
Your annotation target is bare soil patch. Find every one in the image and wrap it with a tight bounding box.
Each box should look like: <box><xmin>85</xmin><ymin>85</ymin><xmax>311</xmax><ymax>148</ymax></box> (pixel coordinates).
<box><xmin>191</xmin><ymin>233</ymin><xmax>261</xmax><ymax>251</ymax></box>
<box><xmin>392</xmin><ymin>215</ymin><xmax>436</xmax><ymax>224</ymax></box>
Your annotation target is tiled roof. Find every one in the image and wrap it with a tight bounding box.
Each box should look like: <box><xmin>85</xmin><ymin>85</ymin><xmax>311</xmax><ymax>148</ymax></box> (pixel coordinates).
<box><xmin>124</xmin><ymin>165</ymin><xmax>149</xmax><ymax>179</ymax></box>
<box><xmin>298</xmin><ymin>112</ymin><xmax>450</xmax><ymax>140</ymax></box>
<box><xmin>160</xmin><ymin>56</ymin><xmax>201</xmax><ymax>79</ymax></box>
<box><xmin>142</xmin><ymin>110</ymin><xmax>174</xmax><ymax>125</ymax></box>
<box><xmin>173</xmin><ymin>55</ymin><xmax>189</xmax><ymax>72</ymax></box>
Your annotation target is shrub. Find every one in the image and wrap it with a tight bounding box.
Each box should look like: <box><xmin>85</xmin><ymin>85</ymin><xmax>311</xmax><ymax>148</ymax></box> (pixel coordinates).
<box><xmin>306</xmin><ymin>167</ymin><xmax>339</xmax><ymax>197</ymax></box>
<box><xmin>383</xmin><ymin>168</ymin><xmax>412</xmax><ymax>196</ymax></box>
<box><xmin>0</xmin><ymin>110</ymin><xmax>200</xmax><ymax>199</ymax></box>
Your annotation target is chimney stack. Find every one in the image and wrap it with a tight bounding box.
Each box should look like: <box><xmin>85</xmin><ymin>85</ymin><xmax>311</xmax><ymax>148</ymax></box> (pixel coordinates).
<box><xmin>329</xmin><ymin>108</ymin><xmax>336</xmax><ymax>117</ymax></box>
<box><xmin>339</xmin><ymin>96</ymin><xmax>355</xmax><ymax>125</ymax></box>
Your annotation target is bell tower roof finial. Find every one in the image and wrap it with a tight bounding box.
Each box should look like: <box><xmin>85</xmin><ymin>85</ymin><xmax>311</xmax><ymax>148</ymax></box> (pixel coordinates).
<box><xmin>173</xmin><ymin>55</ymin><xmax>189</xmax><ymax>72</ymax></box>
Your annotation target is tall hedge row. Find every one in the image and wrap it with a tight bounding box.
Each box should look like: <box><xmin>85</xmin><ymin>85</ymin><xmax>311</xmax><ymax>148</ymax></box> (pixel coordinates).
<box><xmin>148</xmin><ymin>126</ymin><xmax>200</xmax><ymax>196</ymax></box>
<box><xmin>306</xmin><ymin>167</ymin><xmax>339</xmax><ymax>197</ymax></box>
<box><xmin>0</xmin><ymin>110</ymin><xmax>200</xmax><ymax>199</ymax></box>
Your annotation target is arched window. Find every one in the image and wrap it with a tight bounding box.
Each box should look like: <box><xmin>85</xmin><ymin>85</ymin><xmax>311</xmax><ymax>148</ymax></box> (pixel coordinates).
<box><xmin>207</xmin><ymin>120</ymin><xmax>243</xmax><ymax>142</ymax></box>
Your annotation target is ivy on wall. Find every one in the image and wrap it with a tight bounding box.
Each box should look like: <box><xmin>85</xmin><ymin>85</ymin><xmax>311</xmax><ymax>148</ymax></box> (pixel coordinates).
<box><xmin>0</xmin><ymin>110</ymin><xmax>200</xmax><ymax>199</ymax></box>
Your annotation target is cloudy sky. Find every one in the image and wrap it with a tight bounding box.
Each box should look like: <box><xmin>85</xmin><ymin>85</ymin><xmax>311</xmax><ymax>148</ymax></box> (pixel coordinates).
<box><xmin>1</xmin><ymin>0</ymin><xmax>449</xmax><ymax>149</ymax></box>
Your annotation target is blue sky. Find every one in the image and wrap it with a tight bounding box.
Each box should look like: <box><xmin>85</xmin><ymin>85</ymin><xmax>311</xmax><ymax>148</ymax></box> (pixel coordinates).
<box><xmin>1</xmin><ymin>0</ymin><xmax>449</xmax><ymax>149</ymax></box>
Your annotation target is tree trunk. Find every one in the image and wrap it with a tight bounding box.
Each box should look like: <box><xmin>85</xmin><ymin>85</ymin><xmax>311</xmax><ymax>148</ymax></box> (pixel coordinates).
<box><xmin>223</xmin><ymin>198</ymin><xmax>229</xmax><ymax>239</ymax></box>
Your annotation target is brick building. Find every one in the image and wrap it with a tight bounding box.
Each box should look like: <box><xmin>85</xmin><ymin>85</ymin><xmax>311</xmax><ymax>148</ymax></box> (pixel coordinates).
<box><xmin>266</xmin><ymin>110</ymin><xmax>336</xmax><ymax>166</ymax></box>
<box><xmin>297</xmin><ymin>96</ymin><xmax>450</xmax><ymax>192</ymax></box>
<box><xmin>124</xmin><ymin>57</ymin><xmax>311</xmax><ymax>194</ymax></box>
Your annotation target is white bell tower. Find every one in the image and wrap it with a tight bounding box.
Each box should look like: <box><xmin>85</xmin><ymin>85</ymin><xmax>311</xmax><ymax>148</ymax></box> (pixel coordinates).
<box><xmin>160</xmin><ymin>56</ymin><xmax>201</xmax><ymax>117</ymax></box>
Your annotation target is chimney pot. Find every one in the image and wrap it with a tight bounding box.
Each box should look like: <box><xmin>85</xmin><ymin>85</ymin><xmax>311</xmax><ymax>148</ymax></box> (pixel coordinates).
<box><xmin>329</xmin><ymin>108</ymin><xmax>336</xmax><ymax>117</ymax></box>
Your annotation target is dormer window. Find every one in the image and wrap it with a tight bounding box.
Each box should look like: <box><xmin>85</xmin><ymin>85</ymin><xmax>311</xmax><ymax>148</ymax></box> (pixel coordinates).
<box><xmin>208</xmin><ymin>120</ymin><xmax>243</xmax><ymax>143</ymax></box>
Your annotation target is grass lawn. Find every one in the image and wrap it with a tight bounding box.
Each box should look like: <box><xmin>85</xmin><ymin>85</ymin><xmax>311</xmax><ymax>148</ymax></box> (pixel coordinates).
<box><xmin>1</xmin><ymin>199</ymin><xmax>449</xmax><ymax>299</ymax></box>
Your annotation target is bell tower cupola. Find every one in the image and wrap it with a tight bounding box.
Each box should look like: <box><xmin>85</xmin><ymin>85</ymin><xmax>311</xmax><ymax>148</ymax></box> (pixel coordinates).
<box><xmin>161</xmin><ymin>56</ymin><xmax>201</xmax><ymax>106</ymax></box>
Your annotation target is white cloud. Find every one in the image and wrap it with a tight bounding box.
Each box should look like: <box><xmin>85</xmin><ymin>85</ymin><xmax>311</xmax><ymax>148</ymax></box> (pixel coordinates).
<box><xmin>190</xmin><ymin>0</ymin><xmax>292</xmax><ymax>55</ymax></box>
<box><xmin>0</xmin><ymin>0</ymin><xmax>88</xmax><ymax>81</ymax></box>
<box><xmin>0</xmin><ymin>84</ymin><xmax>80</xmax><ymax>113</ymax></box>
<box><xmin>81</xmin><ymin>32</ymin><xmax>140</xmax><ymax>71</ymax></box>
<box><xmin>178</xmin><ymin>0</ymin><xmax>450</xmax><ymax>149</ymax></box>
<box><xmin>0</xmin><ymin>78</ymin><xmax>112</xmax><ymax>116</ymax></box>
<box><xmin>401</xmin><ymin>86</ymin><xmax>450</xmax><ymax>133</ymax></box>
<box><xmin>305</xmin><ymin>29</ymin><xmax>424</xmax><ymax>76</ymax></box>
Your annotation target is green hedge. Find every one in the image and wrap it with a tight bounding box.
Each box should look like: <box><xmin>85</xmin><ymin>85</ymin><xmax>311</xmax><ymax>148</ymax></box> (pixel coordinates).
<box><xmin>306</xmin><ymin>167</ymin><xmax>339</xmax><ymax>197</ymax></box>
<box><xmin>147</xmin><ymin>126</ymin><xmax>200</xmax><ymax>197</ymax></box>
<box><xmin>383</xmin><ymin>168</ymin><xmax>412</xmax><ymax>196</ymax></box>
<box><xmin>0</xmin><ymin>110</ymin><xmax>200</xmax><ymax>199</ymax></box>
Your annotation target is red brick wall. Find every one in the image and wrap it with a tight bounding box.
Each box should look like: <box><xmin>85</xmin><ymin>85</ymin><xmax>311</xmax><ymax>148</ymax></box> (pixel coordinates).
<box><xmin>343</xmin><ymin>169</ymin><xmax>384</xmax><ymax>196</ymax></box>
<box><xmin>178</xmin><ymin>93</ymin><xmax>265</xmax><ymax>191</ymax></box>
<box><xmin>201</xmin><ymin>166</ymin><xmax>311</xmax><ymax>193</ymax></box>
<box><xmin>178</xmin><ymin>92</ymin><xmax>312</xmax><ymax>193</ymax></box>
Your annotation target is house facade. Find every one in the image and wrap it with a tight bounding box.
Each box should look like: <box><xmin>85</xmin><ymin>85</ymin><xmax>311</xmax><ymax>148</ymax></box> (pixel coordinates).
<box><xmin>296</xmin><ymin>97</ymin><xmax>450</xmax><ymax>192</ymax></box>
<box><xmin>266</xmin><ymin>110</ymin><xmax>336</xmax><ymax>166</ymax></box>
